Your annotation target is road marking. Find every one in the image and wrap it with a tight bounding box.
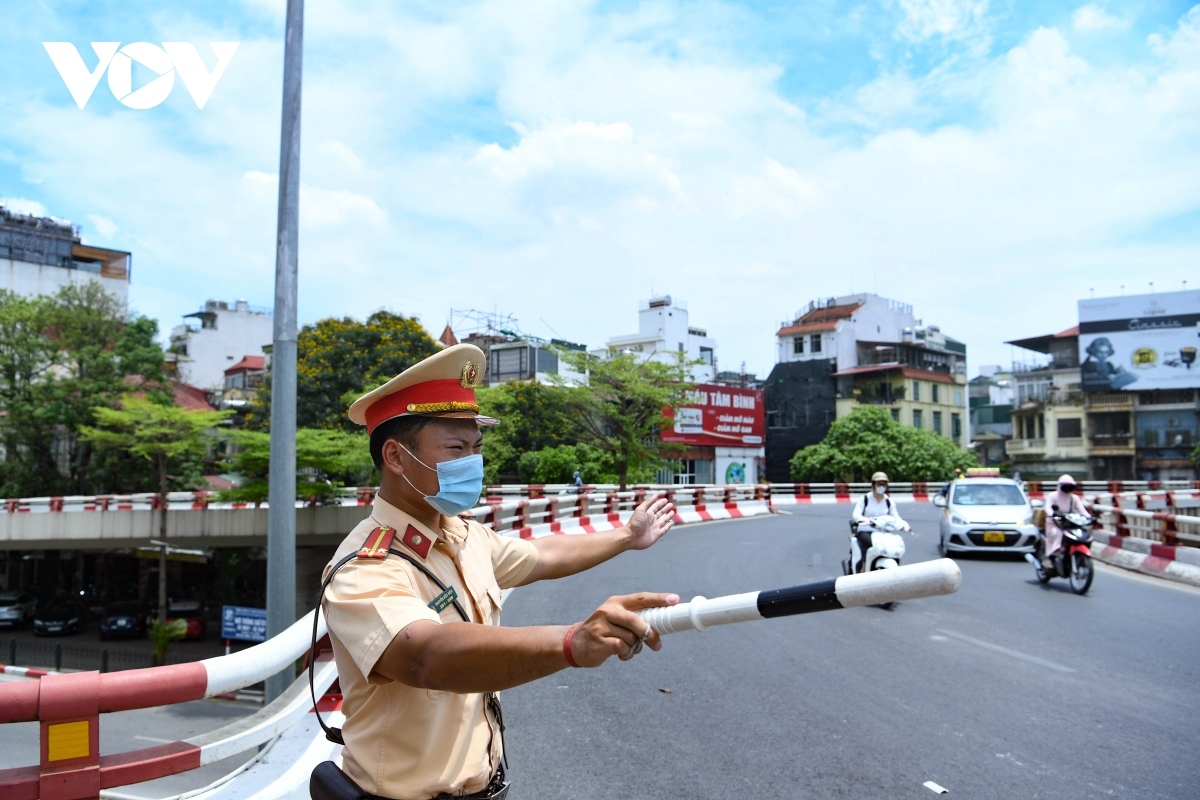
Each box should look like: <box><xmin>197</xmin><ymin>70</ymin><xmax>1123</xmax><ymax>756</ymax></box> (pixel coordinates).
<box><xmin>134</xmin><ymin>735</ymin><xmax>174</xmax><ymax>744</ymax></box>
<box><xmin>937</xmin><ymin>628</ymin><xmax>1076</xmax><ymax>674</ymax></box>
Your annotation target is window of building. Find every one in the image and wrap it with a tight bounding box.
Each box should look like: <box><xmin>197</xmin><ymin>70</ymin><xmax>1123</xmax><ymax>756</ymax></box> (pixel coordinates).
<box><xmin>810</xmin><ymin>334</ymin><xmax>822</xmax><ymax>353</ymax></box>
<box><xmin>225</xmin><ymin>372</ymin><xmax>245</xmax><ymax>390</ymax></box>
<box><xmin>932</xmin><ymin>384</ymin><xmax>939</xmax><ymax>403</ymax></box>
<box><xmin>678</xmin><ymin>342</ymin><xmax>684</xmax><ymax>352</ymax></box>
<box><xmin>951</xmin><ymin>413</ymin><xmax>961</xmax><ymax>441</ymax></box>
<box><xmin>912</xmin><ymin>381</ymin><xmax>921</xmax><ymax>402</ymax></box>
<box><xmin>912</xmin><ymin>409</ymin><xmax>923</xmax><ymax>429</ymax></box>
<box><xmin>932</xmin><ymin>411</ymin><xmax>942</xmax><ymax>435</ymax></box>
<box><xmin>954</xmin><ymin>390</ymin><xmax>963</xmax><ymax>406</ymax></box>
<box><xmin>1037</xmin><ymin>414</ymin><xmax>1045</xmax><ymax>439</ymax></box>
<box><xmin>793</xmin><ymin>337</ymin><xmax>804</xmax><ymax>354</ymax></box>
<box><xmin>202</xmin><ymin>317</ymin><xmax>216</xmax><ymax>330</ymax></box>
<box><xmin>700</xmin><ymin>347</ymin><xmax>714</xmax><ymax>365</ymax></box>
<box><xmin>1057</xmin><ymin>418</ymin><xmax>1082</xmax><ymax>439</ymax></box>
<box><xmin>890</xmin><ymin>408</ymin><xmax>900</xmax><ymax>422</ymax></box>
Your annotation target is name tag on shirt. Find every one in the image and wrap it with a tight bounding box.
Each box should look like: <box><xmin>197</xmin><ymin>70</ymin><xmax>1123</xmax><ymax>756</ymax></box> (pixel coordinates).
<box><xmin>429</xmin><ymin>586</ymin><xmax>458</xmax><ymax>613</ymax></box>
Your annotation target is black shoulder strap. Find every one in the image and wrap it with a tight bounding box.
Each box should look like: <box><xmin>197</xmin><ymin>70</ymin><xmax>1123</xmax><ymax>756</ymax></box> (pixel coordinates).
<box><xmin>308</xmin><ymin>546</ymin><xmax>470</xmax><ymax>745</ymax></box>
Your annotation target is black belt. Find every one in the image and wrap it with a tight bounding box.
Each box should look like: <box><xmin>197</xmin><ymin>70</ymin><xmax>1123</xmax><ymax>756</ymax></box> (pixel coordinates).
<box><xmin>311</xmin><ymin>761</ymin><xmax>509</xmax><ymax>800</ymax></box>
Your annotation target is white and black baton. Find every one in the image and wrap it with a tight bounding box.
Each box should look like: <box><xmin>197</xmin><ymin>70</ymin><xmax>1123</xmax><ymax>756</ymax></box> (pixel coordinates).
<box><xmin>638</xmin><ymin>558</ymin><xmax>962</xmax><ymax>636</ymax></box>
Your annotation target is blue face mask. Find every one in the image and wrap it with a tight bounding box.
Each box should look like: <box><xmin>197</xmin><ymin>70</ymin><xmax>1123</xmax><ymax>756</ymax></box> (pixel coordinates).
<box><xmin>398</xmin><ymin>443</ymin><xmax>484</xmax><ymax>517</ymax></box>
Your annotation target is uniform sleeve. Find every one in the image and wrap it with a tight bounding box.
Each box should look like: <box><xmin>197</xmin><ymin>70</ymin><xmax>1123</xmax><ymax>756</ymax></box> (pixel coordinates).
<box><xmin>484</xmin><ymin>527</ymin><xmax>540</xmax><ymax>589</ymax></box>
<box><xmin>323</xmin><ymin>558</ymin><xmax>441</xmax><ymax>683</ymax></box>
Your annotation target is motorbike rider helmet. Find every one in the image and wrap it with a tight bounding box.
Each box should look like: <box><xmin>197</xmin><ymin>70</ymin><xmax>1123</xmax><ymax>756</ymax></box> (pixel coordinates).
<box><xmin>870</xmin><ymin>471</ymin><xmax>889</xmax><ymax>491</ymax></box>
<box><xmin>1057</xmin><ymin>473</ymin><xmax>1078</xmax><ymax>493</ymax></box>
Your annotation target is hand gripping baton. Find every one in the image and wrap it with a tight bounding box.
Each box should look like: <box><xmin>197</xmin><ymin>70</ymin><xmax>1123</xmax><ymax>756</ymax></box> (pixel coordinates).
<box><xmin>639</xmin><ymin>558</ymin><xmax>962</xmax><ymax>635</ymax></box>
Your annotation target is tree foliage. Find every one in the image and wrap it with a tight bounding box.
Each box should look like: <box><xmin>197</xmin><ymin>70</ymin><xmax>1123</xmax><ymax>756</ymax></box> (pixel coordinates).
<box><xmin>0</xmin><ymin>283</ymin><xmax>168</xmax><ymax>497</ymax></box>
<box><xmin>789</xmin><ymin>406</ymin><xmax>977</xmax><ymax>482</ymax></box>
<box><xmin>220</xmin><ymin>428</ymin><xmax>376</xmax><ymax>503</ymax></box>
<box><xmin>475</xmin><ymin>381</ymin><xmax>575</xmax><ymax>484</ymax></box>
<box><xmin>553</xmin><ymin>350</ymin><xmax>694</xmax><ymax>489</ymax></box>
<box><xmin>248</xmin><ymin>311</ymin><xmax>440</xmax><ymax>431</ymax></box>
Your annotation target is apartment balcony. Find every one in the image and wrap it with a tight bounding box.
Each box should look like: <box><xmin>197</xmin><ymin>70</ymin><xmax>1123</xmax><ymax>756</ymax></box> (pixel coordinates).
<box><xmin>1090</xmin><ymin>434</ymin><xmax>1135</xmax><ymax>455</ymax></box>
<box><xmin>1006</xmin><ymin>439</ymin><xmax>1046</xmax><ymax>455</ymax></box>
<box><xmin>1087</xmin><ymin>393</ymin><xmax>1133</xmax><ymax>410</ymax></box>
<box><xmin>1136</xmin><ymin>447</ymin><xmax>1196</xmax><ymax>467</ymax></box>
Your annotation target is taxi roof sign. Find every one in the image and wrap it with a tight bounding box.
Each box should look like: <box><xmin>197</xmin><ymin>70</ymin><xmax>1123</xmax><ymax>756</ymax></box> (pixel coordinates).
<box><xmin>965</xmin><ymin>467</ymin><xmax>1002</xmax><ymax>477</ymax></box>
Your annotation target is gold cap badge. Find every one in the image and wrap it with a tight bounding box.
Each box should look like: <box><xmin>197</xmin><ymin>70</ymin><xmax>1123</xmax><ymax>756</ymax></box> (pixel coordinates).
<box><xmin>460</xmin><ymin>361</ymin><xmax>480</xmax><ymax>388</ymax></box>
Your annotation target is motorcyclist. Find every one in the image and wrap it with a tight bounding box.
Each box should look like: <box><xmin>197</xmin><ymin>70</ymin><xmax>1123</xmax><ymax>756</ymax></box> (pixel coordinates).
<box><xmin>849</xmin><ymin>472</ymin><xmax>911</xmax><ymax>573</ymax></box>
<box><xmin>1042</xmin><ymin>474</ymin><xmax>1087</xmax><ymax>568</ymax></box>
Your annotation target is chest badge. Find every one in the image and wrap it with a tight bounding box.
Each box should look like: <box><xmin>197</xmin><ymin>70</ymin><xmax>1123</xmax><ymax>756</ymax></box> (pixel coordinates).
<box><xmin>428</xmin><ymin>586</ymin><xmax>458</xmax><ymax>613</ymax></box>
<box><xmin>357</xmin><ymin>526</ymin><xmax>395</xmax><ymax>559</ymax></box>
<box><xmin>401</xmin><ymin>524</ymin><xmax>433</xmax><ymax>559</ymax></box>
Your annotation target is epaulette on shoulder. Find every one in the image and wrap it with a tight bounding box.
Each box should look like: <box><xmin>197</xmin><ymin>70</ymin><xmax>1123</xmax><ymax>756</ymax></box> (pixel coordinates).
<box><xmin>357</xmin><ymin>526</ymin><xmax>396</xmax><ymax>559</ymax></box>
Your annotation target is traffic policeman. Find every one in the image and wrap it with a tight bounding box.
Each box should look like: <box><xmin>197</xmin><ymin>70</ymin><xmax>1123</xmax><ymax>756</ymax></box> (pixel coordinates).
<box><xmin>320</xmin><ymin>343</ymin><xmax>678</xmax><ymax>800</ymax></box>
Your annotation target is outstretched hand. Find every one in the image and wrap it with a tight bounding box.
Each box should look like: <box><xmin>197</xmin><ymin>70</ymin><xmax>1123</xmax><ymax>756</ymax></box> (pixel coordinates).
<box><xmin>568</xmin><ymin>592</ymin><xmax>679</xmax><ymax>667</ymax></box>
<box><xmin>625</xmin><ymin>495</ymin><xmax>676</xmax><ymax>551</ymax></box>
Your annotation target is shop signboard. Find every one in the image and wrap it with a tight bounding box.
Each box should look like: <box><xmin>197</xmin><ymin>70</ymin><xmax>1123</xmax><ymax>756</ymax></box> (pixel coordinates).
<box><xmin>1078</xmin><ymin>290</ymin><xmax>1200</xmax><ymax>393</ymax></box>
<box><xmin>221</xmin><ymin>604</ymin><xmax>267</xmax><ymax>642</ymax></box>
<box><xmin>661</xmin><ymin>384</ymin><xmax>765</xmax><ymax>447</ymax></box>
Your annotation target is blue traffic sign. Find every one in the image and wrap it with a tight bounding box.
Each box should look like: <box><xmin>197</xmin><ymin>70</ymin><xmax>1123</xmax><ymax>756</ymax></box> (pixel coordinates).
<box><xmin>221</xmin><ymin>605</ymin><xmax>267</xmax><ymax>642</ymax></box>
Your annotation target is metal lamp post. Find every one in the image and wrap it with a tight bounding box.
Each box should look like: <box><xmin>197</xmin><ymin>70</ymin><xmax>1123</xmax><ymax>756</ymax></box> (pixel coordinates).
<box><xmin>266</xmin><ymin>0</ymin><xmax>304</xmax><ymax>702</ymax></box>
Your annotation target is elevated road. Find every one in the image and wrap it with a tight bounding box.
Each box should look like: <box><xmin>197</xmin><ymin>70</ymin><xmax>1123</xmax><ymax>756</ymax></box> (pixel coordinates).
<box><xmin>501</xmin><ymin>503</ymin><xmax>1199</xmax><ymax>799</ymax></box>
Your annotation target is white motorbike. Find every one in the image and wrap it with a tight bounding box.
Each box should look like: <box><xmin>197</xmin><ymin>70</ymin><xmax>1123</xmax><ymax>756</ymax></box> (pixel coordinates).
<box><xmin>842</xmin><ymin>515</ymin><xmax>908</xmax><ymax>609</ymax></box>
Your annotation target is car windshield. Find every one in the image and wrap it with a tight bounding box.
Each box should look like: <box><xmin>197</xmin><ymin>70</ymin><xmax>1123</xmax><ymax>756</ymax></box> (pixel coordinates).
<box><xmin>107</xmin><ymin>602</ymin><xmax>141</xmax><ymax>615</ymax></box>
<box><xmin>0</xmin><ymin>592</ymin><xmax>20</xmax><ymax>603</ymax></box>
<box><xmin>952</xmin><ymin>483</ymin><xmax>1026</xmax><ymax>506</ymax></box>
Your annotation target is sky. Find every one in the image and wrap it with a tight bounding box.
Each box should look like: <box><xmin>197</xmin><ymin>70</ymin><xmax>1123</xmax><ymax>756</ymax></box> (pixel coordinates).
<box><xmin>1</xmin><ymin>0</ymin><xmax>1198</xmax><ymax>379</ymax></box>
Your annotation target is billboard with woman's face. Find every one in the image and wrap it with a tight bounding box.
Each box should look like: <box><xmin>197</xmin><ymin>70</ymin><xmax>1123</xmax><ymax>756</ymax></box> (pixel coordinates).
<box><xmin>1078</xmin><ymin>290</ymin><xmax>1200</xmax><ymax>393</ymax></box>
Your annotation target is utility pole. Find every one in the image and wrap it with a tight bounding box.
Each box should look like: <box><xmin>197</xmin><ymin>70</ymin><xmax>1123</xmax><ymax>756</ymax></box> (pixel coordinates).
<box><xmin>266</xmin><ymin>0</ymin><xmax>304</xmax><ymax>703</ymax></box>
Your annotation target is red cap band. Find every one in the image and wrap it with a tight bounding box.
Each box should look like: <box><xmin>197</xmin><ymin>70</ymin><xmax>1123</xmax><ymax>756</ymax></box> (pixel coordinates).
<box><xmin>364</xmin><ymin>379</ymin><xmax>478</xmax><ymax>434</ymax></box>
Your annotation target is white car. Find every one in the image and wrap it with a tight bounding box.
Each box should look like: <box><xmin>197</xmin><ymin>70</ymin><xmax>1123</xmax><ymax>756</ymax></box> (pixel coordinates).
<box><xmin>0</xmin><ymin>590</ymin><xmax>38</xmax><ymax>629</ymax></box>
<box><xmin>935</xmin><ymin>477</ymin><xmax>1040</xmax><ymax>555</ymax></box>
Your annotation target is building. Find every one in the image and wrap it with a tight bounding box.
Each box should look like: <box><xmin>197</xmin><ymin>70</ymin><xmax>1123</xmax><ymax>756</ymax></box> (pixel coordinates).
<box><xmin>605</xmin><ymin>295</ymin><xmax>717</xmax><ymax>382</ymax></box>
<box><xmin>764</xmin><ymin>294</ymin><xmax>969</xmax><ymax>482</ymax></box>
<box><xmin>969</xmin><ymin>365</ymin><xmax>1014</xmax><ymax>467</ymax></box>
<box><xmin>1003</xmin><ymin>327</ymin><xmax>1088</xmax><ymax>481</ymax></box>
<box><xmin>1078</xmin><ymin>289</ymin><xmax>1199</xmax><ymax>482</ymax></box>
<box><xmin>0</xmin><ymin>204</ymin><xmax>130</xmax><ymax>304</ymax></box>
<box><xmin>216</xmin><ymin>355</ymin><xmax>268</xmax><ymax>423</ymax></box>
<box><xmin>660</xmin><ymin>383</ymin><xmax>765</xmax><ymax>484</ymax></box>
<box><xmin>170</xmin><ymin>300</ymin><xmax>274</xmax><ymax>393</ymax></box>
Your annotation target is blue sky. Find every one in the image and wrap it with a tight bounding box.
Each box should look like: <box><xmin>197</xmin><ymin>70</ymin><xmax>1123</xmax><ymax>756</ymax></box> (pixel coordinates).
<box><xmin>2</xmin><ymin>0</ymin><xmax>1198</xmax><ymax>376</ymax></box>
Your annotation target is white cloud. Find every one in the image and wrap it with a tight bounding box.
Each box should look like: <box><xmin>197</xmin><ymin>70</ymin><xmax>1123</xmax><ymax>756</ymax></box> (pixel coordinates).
<box><xmin>1072</xmin><ymin>5</ymin><xmax>1127</xmax><ymax>33</ymax></box>
<box><xmin>85</xmin><ymin>214</ymin><xmax>118</xmax><ymax>239</ymax></box>
<box><xmin>1</xmin><ymin>197</ymin><xmax>49</xmax><ymax>217</ymax></box>
<box><xmin>894</xmin><ymin>0</ymin><xmax>990</xmax><ymax>43</ymax></box>
<box><xmin>3</xmin><ymin>1</ymin><xmax>1199</xmax><ymax>377</ymax></box>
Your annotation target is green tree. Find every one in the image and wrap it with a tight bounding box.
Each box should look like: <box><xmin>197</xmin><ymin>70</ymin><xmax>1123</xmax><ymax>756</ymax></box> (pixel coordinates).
<box><xmin>476</xmin><ymin>380</ymin><xmax>575</xmax><ymax>483</ymax></box>
<box><xmin>81</xmin><ymin>395</ymin><xmax>231</xmax><ymax>622</ymax></box>
<box><xmin>221</xmin><ymin>428</ymin><xmax>375</xmax><ymax>504</ymax></box>
<box><xmin>554</xmin><ymin>351</ymin><xmax>694</xmax><ymax>489</ymax></box>
<box><xmin>789</xmin><ymin>406</ymin><xmax>977</xmax><ymax>482</ymax></box>
<box><xmin>150</xmin><ymin>618</ymin><xmax>188</xmax><ymax>666</ymax></box>
<box><xmin>249</xmin><ymin>311</ymin><xmax>440</xmax><ymax>431</ymax></box>
<box><xmin>0</xmin><ymin>284</ymin><xmax>168</xmax><ymax>497</ymax></box>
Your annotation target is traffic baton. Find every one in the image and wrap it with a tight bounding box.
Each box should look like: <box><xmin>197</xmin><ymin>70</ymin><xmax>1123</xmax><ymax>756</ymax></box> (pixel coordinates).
<box><xmin>639</xmin><ymin>558</ymin><xmax>962</xmax><ymax>635</ymax></box>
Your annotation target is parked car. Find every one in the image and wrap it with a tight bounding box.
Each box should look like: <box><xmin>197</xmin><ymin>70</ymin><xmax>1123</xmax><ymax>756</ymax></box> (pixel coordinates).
<box><xmin>166</xmin><ymin>600</ymin><xmax>208</xmax><ymax>640</ymax></box>
<box><xmin>33</xmin><ymin>596</ymin><xmax>88</xmax><ymax>636</ymax></box>
<box><xmin>99</xmin><ymin>600</ymin><xmax>148</xmax><ymax>640</ymax></box>
<box><xmin>935</xmin><ymin>476</ymin><xmax>1041</xmax><ymax>555</ymax></box>
<box><xmin>0</xmin><ymin>591</ymin><xmax>38</xmax><ymax>629</ymax></box>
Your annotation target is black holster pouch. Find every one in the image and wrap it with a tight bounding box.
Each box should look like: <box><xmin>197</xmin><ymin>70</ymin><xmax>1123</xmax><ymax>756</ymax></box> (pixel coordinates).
<box><xmin>310</xmin><ymin>760</ymin><xmax>369</xmax><ymax>800</ymax></box>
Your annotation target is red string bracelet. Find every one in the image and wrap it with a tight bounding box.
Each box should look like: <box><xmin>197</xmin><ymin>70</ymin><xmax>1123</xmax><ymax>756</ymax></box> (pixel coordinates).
<box><xmin>563</xmin><ymin>624</ymin><xmax>582</xmax><ymax>668</ymax></box>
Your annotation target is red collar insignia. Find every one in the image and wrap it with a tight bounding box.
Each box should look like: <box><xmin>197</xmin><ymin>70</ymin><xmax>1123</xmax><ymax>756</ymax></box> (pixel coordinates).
<box><xmin>401</xmin><ymin>524</ymin><xmax>433</xmax><ymax>559</ymax></box>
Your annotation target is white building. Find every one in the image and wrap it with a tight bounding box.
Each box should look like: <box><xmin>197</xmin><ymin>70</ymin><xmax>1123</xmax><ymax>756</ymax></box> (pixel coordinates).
<box><xmin>0</xmin><ymin>205</ymin><xmax>130</xmax><ymax>305</ymax></box>
<box><xmin>605</xmin><ymin>295</ymin><xmax>717</xmax><ymax>382</ymax></box>
<box><xmin>170</xmin><ymin>300</ymin><xmax>274</xmax><ymax>392</ymax></box>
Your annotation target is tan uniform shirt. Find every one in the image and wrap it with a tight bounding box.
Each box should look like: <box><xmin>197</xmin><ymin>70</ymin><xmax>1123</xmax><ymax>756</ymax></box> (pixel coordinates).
<box><xmin>323</xmin><ymin>496</ymin><xmax>539</xmax><ymax>799</ymax></box>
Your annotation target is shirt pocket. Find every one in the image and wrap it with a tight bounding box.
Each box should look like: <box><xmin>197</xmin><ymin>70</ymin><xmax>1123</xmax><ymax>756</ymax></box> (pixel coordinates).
<box><xmin>484</xmin><ymin>582</ymin><xmax>504</xmax><ymax>624</ymax></box>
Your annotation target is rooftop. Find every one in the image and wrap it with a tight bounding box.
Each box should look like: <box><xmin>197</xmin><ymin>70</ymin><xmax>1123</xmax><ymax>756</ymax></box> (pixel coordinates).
<box><xmin>1005</xmin><ymin>326</ymin><xmax>1079</xmax><ymax>354</ymax></box>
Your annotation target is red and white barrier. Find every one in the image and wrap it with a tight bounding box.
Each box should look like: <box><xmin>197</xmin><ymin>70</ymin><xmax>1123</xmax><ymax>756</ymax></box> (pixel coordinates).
<box><xmin>0</xmin><ymin>665</ymin><xmax>58</xmax><ymax>678</ymax></box>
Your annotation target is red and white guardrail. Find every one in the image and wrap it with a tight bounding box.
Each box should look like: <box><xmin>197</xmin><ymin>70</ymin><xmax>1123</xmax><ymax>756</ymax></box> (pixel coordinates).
<box><xmin>0</xmin><ymin>611</ymin><xmax>333</xmax><ymax>800</ymax></box>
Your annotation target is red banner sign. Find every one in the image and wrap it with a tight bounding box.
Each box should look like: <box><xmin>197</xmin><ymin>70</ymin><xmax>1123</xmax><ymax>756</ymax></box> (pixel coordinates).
<box><xmin>661</xmin><ymin>384</ymin><xmax>765</xmax><ymax>447</ymax></box>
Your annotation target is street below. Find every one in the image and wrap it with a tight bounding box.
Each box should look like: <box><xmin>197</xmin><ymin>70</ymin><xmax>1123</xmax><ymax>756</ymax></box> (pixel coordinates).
<box><xmin>501</xmin><ymin>504</ymin><xmax>1200</xmax><ymax>799</ymax></box>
